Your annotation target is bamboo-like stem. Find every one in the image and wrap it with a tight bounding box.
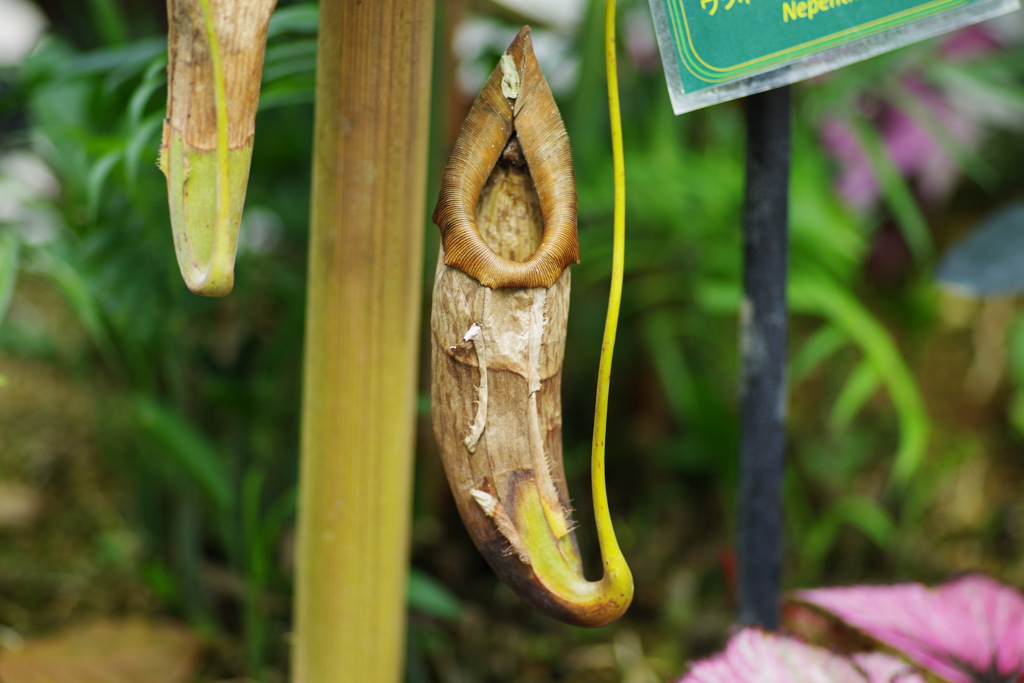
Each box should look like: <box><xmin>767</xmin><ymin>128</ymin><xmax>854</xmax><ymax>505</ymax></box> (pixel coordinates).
<box><xmin>291</xmin><ymin>1</ymin><xmax>434</xmax><ymax>681</ymax></box>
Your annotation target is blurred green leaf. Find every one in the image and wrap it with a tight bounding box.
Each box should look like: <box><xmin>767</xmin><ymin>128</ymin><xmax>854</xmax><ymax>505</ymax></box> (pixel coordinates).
<box><xmin>0</xmin><ymin>232</ymin><xmax>19</xmax><ymax>328</ymax></box>
<box><xmin>644</xmin><ymin>310</ymin><xmax>696</xmax><ymax>422</ymax></box>
<box><xmin>124</xmin><ymin>112</ymin><xmax>164</xmax><ymax>193</ymax></box>
<box><xmin>829</xmin><ymin>359</ymin><xmax>880</xmax><ymax>432</ymax></box>
<box><xmin>89</xmin><ymin>0</ymin><xmax>129</xmax><ymax>46</ymax></box>
<box><xmin>407</xmin><ymin>568</ymin><xmax>463</xmax><ymax>622</ymax></box>
<box><xmin>86</xmin><ymin>151</ymin><xmax>122</xmax><ymax>223</ymax></box>
<box><xmin>142</xmin><ymin>559</ymin><xmax>181</xmax><ymax>606</ymax></box>
<box><xmin>267</xmin><ymin>3</ymin><xmax>319</xmax><ymax>36</ymax></box>
<box><xmin>792</xmin><ymin>272</ymin><xmax>929</xmax><ymax>487</ymax></box>
<box><xmin>848</xmin><ymin>115</ymin><xmax>932</xmax><ymax>264</ymax></box>
<box><xmin>790</xmin><ymin>324</ymin><xmax>846</xmax><ymax>386</ymax></box>
<box><xmin>53</xmin><ymin>37</ymin><xmax>166</xmax><ymax>80</ymax></box>
<box><xmin>1008</xmin><ymin>315</ymin><xmax>1024</xmax><ymax>440</ymax></box>
<box><xmin>790</xmin><ymin>122</ymin><xmax>866</xmax><ymax>282</ymax></box>
<box><xmin>1009</xmin><ymin>313</ymin><xmax>1024</xmax><ymax>387</ymax></box>
<box><xmin>127</xmin><ymin>60</ymin><xmax>167</xmax><ymax>128</ymax></box>
<box><xmin>258</xmin><ymin>82</ymin><xmax>316</xmax><ymax>111</ymax></box>
<box><xmin>134</xmin><ymin>397</ymin><xmax>233</xmax><ymax>515</ymax></box>
<box><xmin>800</xmin><ymin>495</ymin><xmax>897</xmax><ymax>582</ymax></box>
<box><xmin>930</xmin><ymin>58</ymin><xmax>1024</xmax><ymax>116</ymax></box>
<box><xmin>263</xmin><ymin>40</ymin><xmax>318</xmax><ymax>78</ymax></box>
<box><xmin>242</xmin><ymin>468</ymin><xmax>269</xmax><ymax>583</ymax></box>
<box><xmin>36</xmin><ymin>248</ymin><xmax>114</xmax><ymax>359</ymax></box>
<box><xmin>1010</xmin><ymin>393</ymin><xmax>1024</xmax><ymax>440</ymax></box>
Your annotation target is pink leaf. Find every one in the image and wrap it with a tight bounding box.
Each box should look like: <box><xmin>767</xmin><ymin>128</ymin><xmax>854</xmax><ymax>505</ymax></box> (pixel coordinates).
<box><xmin>852</xmin><ymin>652</ymin><xmax>926</xmax><ymax>683</ymax></box>
<box><xmin>679</xmin><ymin>629</ymin><xmax>871</xmax><ymax>683</ymax></box>
<box><xmin>794</xmin><ymin>574</ymin><xmax>1024</xmax><ymax>683</ymax></box>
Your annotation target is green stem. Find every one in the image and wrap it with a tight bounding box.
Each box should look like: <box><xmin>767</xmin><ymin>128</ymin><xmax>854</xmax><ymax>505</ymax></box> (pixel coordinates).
<box><xmin>291</xmin><ymin>1</ymin><xmax>434</xmax><ymax>680</ymax></box>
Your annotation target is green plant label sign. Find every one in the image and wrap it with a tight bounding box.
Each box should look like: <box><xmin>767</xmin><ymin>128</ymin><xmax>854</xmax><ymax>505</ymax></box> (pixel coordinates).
<box><xmin>649</xmin><ymin>0</ymin><xmax>1019</xmax><ymax>112</ymax></box>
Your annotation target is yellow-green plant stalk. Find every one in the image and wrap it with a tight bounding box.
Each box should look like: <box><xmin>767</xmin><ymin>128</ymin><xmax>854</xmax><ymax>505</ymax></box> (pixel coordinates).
<box><xmin>160</xmin><ymin>0</ymin><xmax>276</xmax><ymax>296</ymax></box>
<box><xmin>291</xmin><ymin>0</ymin><xmax>433</xmax><ymax>681</ymax></box>
<box><xmin>429</xmin><ymin>18</ymin><xmax>632</xmax><ymax>627</ymax></box>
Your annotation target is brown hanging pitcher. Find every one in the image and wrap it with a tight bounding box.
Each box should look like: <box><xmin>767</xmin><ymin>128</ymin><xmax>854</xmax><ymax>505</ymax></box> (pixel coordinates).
<box><xmin>430</xmin><ymin>27</ymin><xmax>632</xmax><ymax>627</ymax></box>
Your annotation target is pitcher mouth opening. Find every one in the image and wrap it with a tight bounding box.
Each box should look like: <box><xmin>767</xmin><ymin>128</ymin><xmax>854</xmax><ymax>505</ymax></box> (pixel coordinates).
<box><xmin>432</xmin><ymin>26</ymin><xmax>579</xmax><ymax>290</ymax></box>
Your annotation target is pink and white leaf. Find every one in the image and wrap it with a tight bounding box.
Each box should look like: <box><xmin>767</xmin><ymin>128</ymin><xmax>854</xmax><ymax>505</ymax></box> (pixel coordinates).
<box><xmin>852</xmin><ymin>652</ymin><xmax>926</xmax><ymax>683</ymax></box>
<box><xmin>794</xmin><ymin>574</ymin><xmax>1024</xmax><ymax>683</ymax></box>
<box><xmin>678</xmin><ymin>629</ymin><xmax>920</xmax><ymax>683</ymax></box>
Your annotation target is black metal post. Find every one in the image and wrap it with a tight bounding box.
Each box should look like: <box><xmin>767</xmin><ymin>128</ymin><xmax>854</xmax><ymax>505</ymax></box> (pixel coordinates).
<box><xmin>737</xmin><ymin>85</ymin><xmax>791</xmax><ymax>629</ymax></box>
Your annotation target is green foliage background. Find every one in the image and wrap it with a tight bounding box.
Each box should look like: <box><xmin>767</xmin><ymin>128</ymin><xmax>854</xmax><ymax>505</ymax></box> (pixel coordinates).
<box><xmin>1</xmin><ymin>1</ymin><xmax>1023</xmax><ymax>680</ymax></box>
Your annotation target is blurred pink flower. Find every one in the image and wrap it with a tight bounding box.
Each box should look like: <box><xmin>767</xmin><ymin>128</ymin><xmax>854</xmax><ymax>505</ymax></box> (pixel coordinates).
<box><xmin>678</xmin><ymin>629</ymin><xmax>924</xmax><ymax>683</ymax></box>
<box><xmin>795</xmin><ymin>574</ymin><xmax>1024</xmax><ymax>683</ymax></box>
<box><xmin>821</xmin><ymin>77</ymin><xmax>978</xmax><ymax>210</ymax></box>
<box><xmin>678</xmin><ymin>574</ymin><xmax>1023</xmax><ymax>682</ymax></box>
<box><xmin>821</xmin><ymin>26</ymin><xmax>1003</xmax><ymax>210</ymax></box>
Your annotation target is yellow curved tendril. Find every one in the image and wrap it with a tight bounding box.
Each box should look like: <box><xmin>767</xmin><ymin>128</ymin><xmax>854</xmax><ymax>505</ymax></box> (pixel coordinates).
<box><xmin>591</xmin><ymin>0</ymin><xmax>633</xmax><ymax>604</ymax></box>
